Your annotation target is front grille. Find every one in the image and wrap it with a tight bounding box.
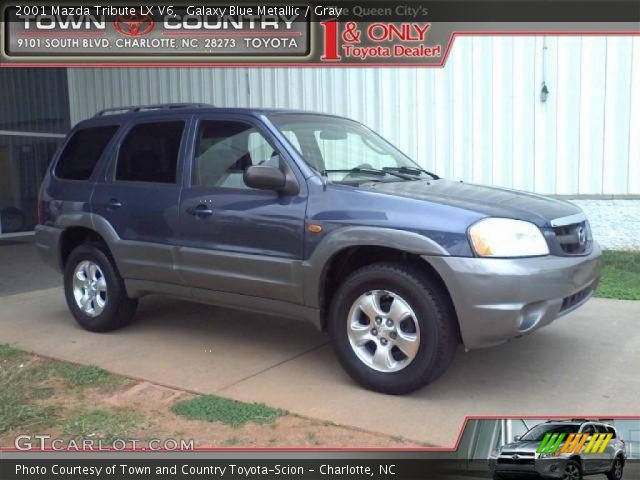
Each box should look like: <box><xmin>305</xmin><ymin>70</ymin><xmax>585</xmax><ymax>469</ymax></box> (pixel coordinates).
<box><xmin>560</xmin><ymin>285</ymin><xmax>594</xmax><ymax>312</ymax></box>
<box><xmin>553</xmin><ymin>221</ymin><xmax>590</xmax><ymax>255</ymax></box>
<box><xmin>497</xmin><ymin>458</ymin><xmax>535</xmax><ymax>465</ymax></box>
<box><xmin>501</xmin><ymin>452</ymin><xmax>534</xmax><ymax>457</ymax></box>
<box><xmin>498</xmin><ymin>451</ymin><xmax>535</xmax><ymax>465</ymax></box>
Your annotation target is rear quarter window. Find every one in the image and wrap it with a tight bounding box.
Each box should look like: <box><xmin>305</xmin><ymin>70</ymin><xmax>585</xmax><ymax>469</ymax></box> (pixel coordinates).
<box><xmin>55</xmin><ymin>125</ymin><xmax>119</xmax><ymax>180</ymax></box>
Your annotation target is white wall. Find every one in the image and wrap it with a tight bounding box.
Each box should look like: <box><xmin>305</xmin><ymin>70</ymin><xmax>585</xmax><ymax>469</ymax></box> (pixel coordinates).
<box><xmin>68</xmin><ymin>36</ymin><xmax>640</xmax><ymax>195</ymax></box>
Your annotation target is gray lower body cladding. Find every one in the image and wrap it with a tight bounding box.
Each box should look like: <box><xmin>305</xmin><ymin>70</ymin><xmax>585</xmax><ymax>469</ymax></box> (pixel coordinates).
<box><xmin>36</xmin><ymin>224</ymin><xmax>602</xmax><ymax>349</ymax></box>
<box><xmin>424</xmin><ymin>244</ymin><xmax>602</xmax><ymax>349</ymax></box>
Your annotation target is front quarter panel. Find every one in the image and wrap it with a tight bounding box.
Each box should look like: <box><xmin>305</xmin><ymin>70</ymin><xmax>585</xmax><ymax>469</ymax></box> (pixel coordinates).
<box><xmin>304</xmin><ymin>180</ymin><xmax>481</xmax><ymax>259</ymax></box>
<box><xmin>301</xmin><ymin>180</ymin><xmax>484</xmax><ymax>308</ymax></box>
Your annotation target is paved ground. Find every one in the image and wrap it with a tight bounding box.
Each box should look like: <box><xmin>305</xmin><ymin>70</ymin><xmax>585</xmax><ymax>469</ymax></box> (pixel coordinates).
<box><xmin>0</xmin><ymin>238</ymin><xmax>61</xmax><ymax>296</ymax></box>
<box><xmin>0</xmin><ymin>288</ymin><xmax>638</xmax><ymax>447</ymax></box>
<box><xmin>569</xmin><ymin>200</ymin><xmax>640</xmax><ymax>251</ymax></box>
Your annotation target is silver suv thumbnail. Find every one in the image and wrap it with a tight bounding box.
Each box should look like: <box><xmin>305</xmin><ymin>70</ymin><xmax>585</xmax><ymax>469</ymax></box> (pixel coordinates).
<box><xmin>489</xmin><ymin>420</ymin><xmax>626</xmax><ymax>480</ymax></box>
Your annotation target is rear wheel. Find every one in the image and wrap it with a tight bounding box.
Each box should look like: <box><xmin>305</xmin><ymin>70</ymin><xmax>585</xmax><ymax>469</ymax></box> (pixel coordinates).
<box><xmin>328</xmin><ymin>262</ymin><xmax>459</xmax><ymax>394</ymax></box>
<box><xmin>607</xmin><ymin>457</ymin><xmax>624</xmax><ymax>480</ymax></box>
<box><xmin>64</xmin><ymin>244</ymin><xmax>137</xmax><ymax>332</ymax></box>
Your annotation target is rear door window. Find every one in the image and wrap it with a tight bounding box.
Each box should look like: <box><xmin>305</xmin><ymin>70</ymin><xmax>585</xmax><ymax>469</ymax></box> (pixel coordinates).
<box><xmin>55</xmin><ymin>125</ymin><xmax>119</xmax><ymax>180</ymax></box>
<box><xmin>116</xmin><ymin>121</ymin><xmax>185</xmax><ymax>184</ymax></box>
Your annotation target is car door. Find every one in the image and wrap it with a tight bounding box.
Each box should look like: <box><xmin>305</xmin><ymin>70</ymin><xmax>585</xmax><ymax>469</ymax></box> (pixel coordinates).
<box><xmin>579</xmin><ymin>424</ymin><xmax>599</xmax><ymax>474</ymax></box>
<box><xmin>176</xmin><ymin>114</ymin><xmax>307</xmax><ymax>304</ymax></box>
<box><xmin>595</xmin><ymin>425</ymin><xmax>617</xmax><ymax>472</ymax></box>
<box><xmin>92</xmin><ymin>115</ymin><xmax>191</xmax><ymax>284</ymax></box>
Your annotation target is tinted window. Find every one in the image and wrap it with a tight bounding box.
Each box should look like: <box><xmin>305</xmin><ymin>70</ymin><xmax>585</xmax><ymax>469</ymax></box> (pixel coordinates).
<box><xmin>55</xmin><ymin>125</ymin><xmax>118</xmax><ymax>180</ymax></box>
<box><xmin>607</xmin><ymin>427</ymin><xmax>616</xmax><ymax>438</ymax></box>
<box><xmin>116</xmin><ymin>121</ymin><xmax>184</xmax><ymax>183</ymax></box>
<box><xmin>520</xmin><ymin>424</ymin><xmax>580</xmax><ymax>441</ymax></box>
<box><xmin>193</xmin><ymin>120</ymin><xmax>278</xmax><ymax>189</ymax></box>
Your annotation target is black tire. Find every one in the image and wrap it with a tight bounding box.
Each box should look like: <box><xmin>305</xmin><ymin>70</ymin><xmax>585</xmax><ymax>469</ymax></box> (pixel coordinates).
<box><xmin>563</xmin><ymin>460</ymin><xmax>583</xmax><ymax>480</ymax></box>
<box><xmin>63</xmin><ymin>243</ymin><xmax>138</xmax><ymax>332</ymax></box>
<box><xmin>328</xmin><ymin>262</ymin><xmax>459</xmax><ymax>394</ymax></box>
<box><xmin>607</xmin><ymin>456</ymin><xmax>624</xmax><ymax>480</ymax></box>
<box><xmin>492</xmin><ymin>473</ymin><xmax>505</xmax><ymax>480</ymax></box>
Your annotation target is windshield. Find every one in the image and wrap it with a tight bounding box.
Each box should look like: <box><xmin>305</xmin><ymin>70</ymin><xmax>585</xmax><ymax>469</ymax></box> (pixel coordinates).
<box><xmin>520</xmin><ymin>424</ymin><xmax>581</xmax><ymax>442</ymax></box>
<box><xmin>268</xmin><ymin>114</ymin><xmax>434</xmax><ymax>183</ymax></box>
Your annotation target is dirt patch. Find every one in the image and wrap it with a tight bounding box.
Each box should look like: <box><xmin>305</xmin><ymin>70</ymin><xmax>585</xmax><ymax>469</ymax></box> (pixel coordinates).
<box><xmin>0</xmin><ymin>351</ymin><xmax>421</xmax><ymax>449</ymax></box>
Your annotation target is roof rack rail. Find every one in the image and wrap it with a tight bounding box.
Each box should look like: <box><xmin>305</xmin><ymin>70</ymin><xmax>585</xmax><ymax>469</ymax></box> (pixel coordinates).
<box><xmin>95</xmin><ymin>103</ymin><xmax>213</xmax><ymax>117</ymax></box>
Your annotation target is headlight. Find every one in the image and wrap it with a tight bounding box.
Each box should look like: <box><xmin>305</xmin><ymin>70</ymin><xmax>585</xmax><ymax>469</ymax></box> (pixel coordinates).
<box><xmin>469</xmin><ymin>218</ymin><xmax>549</xmax><ymax>257</ymax></box>
<box><xmin>490</xmin><ymin>448</ymin><xmax>501</xmax><ymax>457</ymax></box>
<box><xmin>538</xmin><ymin>452</ymin><xmax>556</xmax><ymax>459</ymax></box>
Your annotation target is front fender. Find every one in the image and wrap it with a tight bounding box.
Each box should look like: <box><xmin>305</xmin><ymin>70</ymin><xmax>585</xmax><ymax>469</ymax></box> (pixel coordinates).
<box><xmin>301</xmin><ymin>226</ymin><xmax>450</xmax><ymax>309</ymax></box>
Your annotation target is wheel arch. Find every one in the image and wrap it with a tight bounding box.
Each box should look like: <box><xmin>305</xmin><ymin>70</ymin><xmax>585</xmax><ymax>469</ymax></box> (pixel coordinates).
<box><xmin>57</xmin><ymin>213</ymin><xmax>120</xmax><ymax>268</ymax></box>
<box><xmin>305</xmin><ymin>227</ymin><xmax>458</xmax><ymax>333</ymax></box>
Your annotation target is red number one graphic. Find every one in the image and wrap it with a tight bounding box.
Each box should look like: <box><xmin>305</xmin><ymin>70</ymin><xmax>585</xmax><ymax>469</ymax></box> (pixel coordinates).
<box><xmin>320</xmin><ymin>21</ymin><xmax>341</xmax><ymax>61</ymax></box>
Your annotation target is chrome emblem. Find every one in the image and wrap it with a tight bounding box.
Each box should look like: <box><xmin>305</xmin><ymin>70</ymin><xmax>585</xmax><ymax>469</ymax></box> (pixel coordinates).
<box><xmin>577</xmin><ymin>226</ymin><xmax>587</xmax><ymax>246</ymax></box>
<box><xmin>512</xmin><ymin>454</ymin><xmax>520</xmax><ymax>460</ymax></box>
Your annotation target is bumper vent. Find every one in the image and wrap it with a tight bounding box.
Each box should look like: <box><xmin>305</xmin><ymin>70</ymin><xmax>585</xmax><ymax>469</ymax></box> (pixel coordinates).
<box><xmin>553</xmin><ymin>221</ymin><xmax>590</xmax><ymax>255</ymax></box>
<box><xmin>560</xmin><ymin>285</ymin><xmax>594</xmax><ymax>313</ymax></box>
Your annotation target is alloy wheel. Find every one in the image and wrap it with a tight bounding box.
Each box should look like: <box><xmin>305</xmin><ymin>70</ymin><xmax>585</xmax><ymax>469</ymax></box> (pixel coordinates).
<box><xmin>613</xmin><ymin>459</ymin><xmax>623</xmax><ymax>479</ymax></box>
<box><xmin>564</xmin><ymin>463</ymin><xmax>581</xmax><ymax>480</ymax></box>
<box><xmin>347</xmin><ymin>290</ymin><xmax>421</xmax><ymax>373</ymax></box>
<box><xmin>72</xmin><ymin>260</ymin><xmax>107</xmax><ymax>317</ymax></box>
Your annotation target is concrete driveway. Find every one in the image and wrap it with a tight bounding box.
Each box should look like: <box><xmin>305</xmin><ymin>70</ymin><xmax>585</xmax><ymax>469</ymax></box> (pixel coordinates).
<box><xmin>0</xmin><ymin>288</ymin><xmax>638</xmax><ymax>446</ymax></box>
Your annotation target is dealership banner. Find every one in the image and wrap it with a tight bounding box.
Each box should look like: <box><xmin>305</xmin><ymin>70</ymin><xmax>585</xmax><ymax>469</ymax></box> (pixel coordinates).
<box><xmin>1</xmin><ymin>1</ymin><xmax>640</xmax><ymax>65</ymax></box>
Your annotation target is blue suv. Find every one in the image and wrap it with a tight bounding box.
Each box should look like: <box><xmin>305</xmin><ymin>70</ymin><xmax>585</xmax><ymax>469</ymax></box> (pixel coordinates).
<box><xmin>36</xmin><ymin>104</ymin><xmax>601</xmax><ymax>394</ymax></box>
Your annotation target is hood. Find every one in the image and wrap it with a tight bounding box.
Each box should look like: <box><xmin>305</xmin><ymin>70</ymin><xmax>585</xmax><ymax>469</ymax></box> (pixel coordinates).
<box><xmin>361</xmin><ymin>179</ymin><xmax>582</xmax><ymax>227</ymax></box>
<box><xmin>501</xmin><ymin>441</ymin><xmax>541</xmax><ymax>454</ymax></box>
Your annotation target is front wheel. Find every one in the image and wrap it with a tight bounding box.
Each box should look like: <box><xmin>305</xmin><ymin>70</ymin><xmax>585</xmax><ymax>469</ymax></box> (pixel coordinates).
<box><xmin>563</xmin><ymin>460</ymin><xmax>583</xmax><ymax>480</ymax></box>
<box><xmin>328</xmin><ymin>262</ymin><xmax>459</xmax><ymax>394</ymax></box>
<box><xmin>64</xmin><ymin>244</ymin><xmax>138</xmax><ymax>332</ymax></box>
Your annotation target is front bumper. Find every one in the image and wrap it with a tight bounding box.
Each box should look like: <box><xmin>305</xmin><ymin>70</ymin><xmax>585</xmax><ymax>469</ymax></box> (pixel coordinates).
<box><xmin>425</xmin><ymin>243</ymin><xmax>602</xmax><ymax>349</ymax></box>
<box><xmin>489</xmin><ymin>456</ymin><xmax>569</xmax><ymax>479</ymax></box>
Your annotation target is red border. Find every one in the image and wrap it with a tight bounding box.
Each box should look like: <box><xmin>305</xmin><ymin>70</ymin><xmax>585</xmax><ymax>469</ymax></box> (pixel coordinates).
<box><xmin>2</xmin><ymin>415</ymin><xmax>639</xmax><ymax>452</ymax></box>
<box><xmin>1</xmin><ymin>28</ymin><xmax>639</xmax><ymax>454</ymax></box>
<box><xmin>1</xmin><ymin>31</ymin><xmax>639</xmax><ymax>68</ymax></box>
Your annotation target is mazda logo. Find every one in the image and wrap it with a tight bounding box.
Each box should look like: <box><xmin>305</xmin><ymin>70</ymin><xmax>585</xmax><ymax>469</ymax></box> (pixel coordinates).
<box><xmin>577</xmin><ymin>226</ymin><xmax>587</xmax><ymax>246</ymax></box>
<box><xmin>512</xmin><ymin>454</ymin><xmax>520</xmax><ymax>460</ymax></box>
<box><xmin>114</xmin><ymin>13</ymin><xmax>155</xmax><ymax>37</ymax></box>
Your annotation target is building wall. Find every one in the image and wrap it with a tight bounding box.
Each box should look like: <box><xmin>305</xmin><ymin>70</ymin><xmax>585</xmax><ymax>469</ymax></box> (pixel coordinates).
<box><xmin>68</xmin><ymin>36</ymin><xmax>640</xmax><ymax>196</ymax></box>
<box><xmin>0</xmin><ymin>68</ymin><xmax>68</xmax><ymax>235</ymax></box>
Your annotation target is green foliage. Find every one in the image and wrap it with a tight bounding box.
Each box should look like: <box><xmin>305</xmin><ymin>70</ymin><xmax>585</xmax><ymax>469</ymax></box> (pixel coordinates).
<box><xmin>63</xmin><ymin>409</ymin><xmax>143</xmax><ymax>442</ymax></box>
<box><xmin>171</xmin><ymin>395</ymin><xmax>285</xmax><ymax>427</ymax></box>
<box><xmin>52</xmin><ymin>363</ymin><xmax>127</xmax><ymax>390</ymax></box>
<box><xmin>596</xmin><ymin>250</ymin><xmax>640</xmax><ymax>301</ymax></box>
<box><xmin>0</xmin><ymin>344</ymin><xmax>21</xmax><ymax>358</ymax></box>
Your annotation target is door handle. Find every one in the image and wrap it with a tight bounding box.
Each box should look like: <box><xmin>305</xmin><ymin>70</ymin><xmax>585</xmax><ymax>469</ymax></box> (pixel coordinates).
<box><xmin>105</xmin><ymin>198</ymin><xmax>122</xmax><ymax>210</ymax></box>
<box><xmin>188</xmin><ymin>204</ymin><xmax>213</xmax><ymax>217</ymax></box>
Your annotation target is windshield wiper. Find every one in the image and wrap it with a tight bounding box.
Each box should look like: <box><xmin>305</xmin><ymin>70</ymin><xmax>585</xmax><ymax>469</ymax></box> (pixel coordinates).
<box><xmin>323</xmin><ymin>167</ymin><xmax>414</xmax><ymax>181</ymax></box>
<box><xmin>383</xmin><ymin>166</ymin><xmax>440</xmax><ymax>180</ymax></box>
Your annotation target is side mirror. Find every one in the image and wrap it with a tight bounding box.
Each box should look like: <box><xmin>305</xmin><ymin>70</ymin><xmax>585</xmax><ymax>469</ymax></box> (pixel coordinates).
<box><xmin>514</xmin><ymin>436</ymin><xmax>521</xmax><ymax>442</ymax></box>
<box><xmin>243</xmin><ymin>155</ymin><xmax>299</xmax><ymax>195</ymax></box>
<box><xmin>243</xmin><ymin>165</ymin><xmax>286</xmax><ymax>191</ymax></box>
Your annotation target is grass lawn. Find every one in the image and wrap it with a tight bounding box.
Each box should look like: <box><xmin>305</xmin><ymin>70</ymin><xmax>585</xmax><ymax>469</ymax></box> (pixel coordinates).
<box><xmin>596</xmin><ymin>250</ymin><xmax>640</xmax><ymax>301</ymax></box>
<box><xmin>0</xmin><ymin>346</ymin><xmax>415</xmax><ymax>448</ymax></box>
